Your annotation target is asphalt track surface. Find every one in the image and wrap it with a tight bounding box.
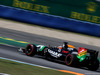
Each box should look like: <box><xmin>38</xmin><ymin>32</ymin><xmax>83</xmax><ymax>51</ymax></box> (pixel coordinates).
<box><xmin>0</xmin><ymin>28</ymin><xmax>100</xmax><ymax>75</ymax></box>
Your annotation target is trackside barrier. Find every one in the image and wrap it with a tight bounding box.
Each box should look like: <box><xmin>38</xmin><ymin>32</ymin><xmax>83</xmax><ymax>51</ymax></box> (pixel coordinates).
<box><xmin>0</xmin><ymin>0</ymin><xmax>100</xmax><ymax>24</ymax></box>
<box><xmin>0</xmin><ymin>6</ymin><xmax>100</xmax><ymax>37</ymax></box>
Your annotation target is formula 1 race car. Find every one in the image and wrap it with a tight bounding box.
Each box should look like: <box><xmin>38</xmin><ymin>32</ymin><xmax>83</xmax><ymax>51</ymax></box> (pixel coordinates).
<box><xmin>18</xmin><ymin>42</ymin><xmax>99</xmax><ymax>71</ymax></box>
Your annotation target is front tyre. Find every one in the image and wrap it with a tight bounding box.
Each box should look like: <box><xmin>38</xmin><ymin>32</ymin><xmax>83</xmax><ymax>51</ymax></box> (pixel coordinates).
<box><xmin>25</xmin><ymin>44</ymin><xmax>37</xmax><ymax>56</ymax></box>
<box><xmin>87</xmin><ymin>59</ymin><xmax>99</xmax><ymax>71</ymax></box>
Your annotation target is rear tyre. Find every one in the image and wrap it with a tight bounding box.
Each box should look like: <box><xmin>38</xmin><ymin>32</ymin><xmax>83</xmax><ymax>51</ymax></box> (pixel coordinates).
<box><xmin>87</xmin><ymin>59</ymin><xmax>99</xmax><ymax>71</ymax></box>
<box><xmin>25</xmin><ymin>44</ymin><xmax>37</xmax><ymax>56</ymax></box>
<box><xmin>65</xmin><ymin>54</ymin><xmax>78</xmax><ymax>66</ymax></box>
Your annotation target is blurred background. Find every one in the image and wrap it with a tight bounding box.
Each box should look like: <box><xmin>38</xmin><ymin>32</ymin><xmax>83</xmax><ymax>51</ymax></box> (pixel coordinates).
<box><xmin>0</xmin><ymin>0</ymin><xmax>100</xmax><ymax>37</ymax></box>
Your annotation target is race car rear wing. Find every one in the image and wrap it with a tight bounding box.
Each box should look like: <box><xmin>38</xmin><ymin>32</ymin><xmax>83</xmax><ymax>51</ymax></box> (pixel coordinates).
<box><xmin>86</xmin><ymin>48</ymin><xmax>99</xmax><ymax>61</ymax></box>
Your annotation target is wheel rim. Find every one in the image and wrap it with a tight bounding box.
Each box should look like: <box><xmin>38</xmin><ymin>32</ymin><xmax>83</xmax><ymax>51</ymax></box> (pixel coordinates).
<box><xmin>65</xmin><ymin>54</ymin><xmax>72</xmax><ymax>65</ymax></box>
<box><xmin>25</xmin><ymin>44</ymin><xmax>33</xmax><ymax>55</ymax></box>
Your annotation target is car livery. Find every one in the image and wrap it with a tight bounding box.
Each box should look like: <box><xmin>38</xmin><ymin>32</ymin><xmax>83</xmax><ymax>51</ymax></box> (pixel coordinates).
<box><xmin>18</xmin><ymin>42</ymin><xmax>99</xmax><ymax>71</ymax></box>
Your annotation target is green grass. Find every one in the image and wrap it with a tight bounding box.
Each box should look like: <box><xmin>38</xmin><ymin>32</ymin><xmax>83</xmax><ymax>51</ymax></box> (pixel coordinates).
<box><xmin>0</xmin><ymin>59</ymin><xmax>74</xmax><ymax>75</ymax></box>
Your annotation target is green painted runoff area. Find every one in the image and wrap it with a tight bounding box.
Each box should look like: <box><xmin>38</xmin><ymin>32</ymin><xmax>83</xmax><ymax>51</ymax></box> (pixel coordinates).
<box><xmin>0</xmin><ymin>59</ymin><xmax>74</xmax><ymax>75</ymax></box>
<box><xmin>0</xmin><ymin>37</ymin><xmax>29</xmax><ymax>48</ymax></box>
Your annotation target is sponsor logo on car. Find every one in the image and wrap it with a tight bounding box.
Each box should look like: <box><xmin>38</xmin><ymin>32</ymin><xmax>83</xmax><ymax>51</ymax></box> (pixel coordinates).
<box><xmin>62</xmin><ymin>50</ymin><xmax>69</xmax><ymax>54</ymax></box>
<box><xmin>48</xmin><ymin>49</ymin><xmax>62</xmax><ymax>58</ymax></box>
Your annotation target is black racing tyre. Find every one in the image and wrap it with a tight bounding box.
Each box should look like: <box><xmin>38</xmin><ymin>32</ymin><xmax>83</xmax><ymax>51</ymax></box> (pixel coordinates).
<box><xmin>25</xmin><ymin>44</ymin><xmax>37</xmax><ymax>56</ymax></box>
<box><xmin>87</xmin><ymin>59</ymin><xmax>99</xmax><ymax>71</ymax></box>
<box><xmin>65</xmin><ymin>54</ymin><xmax>78</xmax><ymax>66</ymax></box>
